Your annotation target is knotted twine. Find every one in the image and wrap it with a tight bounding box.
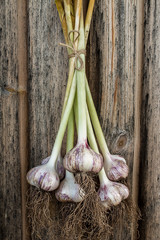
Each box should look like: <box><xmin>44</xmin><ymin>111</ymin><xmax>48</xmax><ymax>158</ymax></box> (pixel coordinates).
<box><xmin>60</xmin><ymin>30</ymin><xmax>86</xmax><ymax>71</ymax></box>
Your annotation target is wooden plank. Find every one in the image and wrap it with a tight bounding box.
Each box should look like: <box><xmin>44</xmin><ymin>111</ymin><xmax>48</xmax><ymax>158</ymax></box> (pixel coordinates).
<box><xmin>139</xmin><ymin>0</ymin><xmax>160</xmax><ymax>239</ymax></box>
<box><xmin>88</xmin><ymin>1</ymin><xmax>141</xmax><ymax>239</ymax></box>
<box><xmin>28</xmin><ymin>1</ymin><xmax>68</xmax><ymax>167</ymax></box>
<box><xmin>132</xmin><ymin>0</ymin><xmax>144</xmax><ymax>239</ymax></box>
<box><xmin>0</xmin><ymin>0</ymin><xmax>22</xmax><ymax>239</ymax></box>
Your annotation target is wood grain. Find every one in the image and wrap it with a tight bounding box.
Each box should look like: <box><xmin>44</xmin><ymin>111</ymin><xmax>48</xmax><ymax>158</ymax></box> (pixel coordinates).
<box><xmin>139</xmin><ymin>0</ymin><xmax>160</xmax><ymax>239</ymax></box>
<box><xmin>28</xmin><ymin>0</ymin><xmax>68</xmax><ymax>167</ymax></box>
<box><xmin>0</xmin><ymin>1</ymin><xmax>22</xmax><ymax>239</ymax></box>
<box><xmin>88</xmin><ymin>1</ymin><xmax>140</xmax><ymax>239</ymax></box>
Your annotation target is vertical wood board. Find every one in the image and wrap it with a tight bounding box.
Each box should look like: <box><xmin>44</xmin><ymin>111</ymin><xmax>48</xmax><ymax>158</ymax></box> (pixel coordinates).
<box><xmin>28</xmin><ymin>0</ymin><xmax>68</xmax><ymax>168</ymax></box>
<box><xmin>139</xmin><ymin>0</ymin><xmax>160</xmax><ymax>239</ymax></box>
<box><xmin>0</xmin><ymin>1</ymin><xmax>22</xmax><ymax>239</ymax></box>
<box><xmin>88</xmin><ymin>1</ymin><xmax>138</xmax><ymax>239</ymax></box>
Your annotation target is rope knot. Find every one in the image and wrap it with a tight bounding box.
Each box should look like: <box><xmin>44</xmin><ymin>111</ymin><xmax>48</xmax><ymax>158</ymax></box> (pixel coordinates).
<box><xmin>60</xmin><ymin>30</ymin><xmax>86</xmax><ymax>71</ymax></box>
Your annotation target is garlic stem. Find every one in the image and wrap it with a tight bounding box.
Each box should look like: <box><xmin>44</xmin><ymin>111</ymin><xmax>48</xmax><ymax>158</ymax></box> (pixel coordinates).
<box><xmin>55</xmin><ymin>0</ymin><xmax>84</xmax><ymax>163</ymax></box>
<box><xmin>66</xmin><ymin>107</ymin><xmax>75</xmax><ymax>179</ymax></box>
<box><xmin>56</xmin><ymin>0</ymin><xmax>82</xmax><ymax>117</ymax></box>
<box><xmin>84</xmin><ymin>0</ymin><xmax>95</xmax><ymax>46</ymax></box>
<box><xmin>98</xmin><ymin>167</ymin><xmax>110</xmax><ymax>185</ymax></box>
<box><xmin>86</xmin><ymin>76</ymin><xmax>110</xmax><ymax>155</ymax></box>
<box><xmin>76</xmin><ymin>6</ymin><xmax>87</xmax><ymax>142</ymax></box>
<box><xmin>62</xmin><ymin>0</ymin><xmax>82</xmax><ymax>116</ymax></box>
<box><xmin>61</xmin><ymin>0</ymin><xmax>75</xmax><ymax>116</ymax></box>
<box><xmin>86</xmin><ymin>105</ymin><xmax>98</xmax><ymax>153</ymax></box>
<box><xmin>74</xmin><ymin>0</ymin><xmax>82</xmax><ymax>40</ymax></box>
<box><xmin>70</xmin><ymin>0</ymin><xmax>75</xmax><ymax>27</ymax></box>
<box><xmin>47</xmin><ymin>72</ymin><xmax>76</xmax><ymax>167</ymax></box>
<box><xmin>73</xmin><ymin>91</ymin><xmax>78</xmax><ymax>131</ymax></box>
<box><xmin>64</xmin><ymin>0</ymin><xmax>74</xmax><ymax>41</ymax></box>
<box><xmin>62</xmin><ymin>59</ymin><xmax>75</xmax><ymax>116</ymax></box>
<box><xmin>55</xmin><ymin>0</ymin><xmax>68</xmax><ymax>44</ymax></box>
<box><xmin>66</xmin><ymin>108</ymin><xmax>75</xmax><ymax>152</ymax></box>
<box><xmin>86</xmin><ymin>104</ymin><xmax>109</xmax><ymax>182</ymax></box>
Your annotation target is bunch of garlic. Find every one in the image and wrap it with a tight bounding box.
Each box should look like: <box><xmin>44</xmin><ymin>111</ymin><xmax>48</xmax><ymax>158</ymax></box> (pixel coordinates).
<box><xmin>26</xmin><ymin>0</ymin><xmax>129</xmax><ymax>208</ymax></box>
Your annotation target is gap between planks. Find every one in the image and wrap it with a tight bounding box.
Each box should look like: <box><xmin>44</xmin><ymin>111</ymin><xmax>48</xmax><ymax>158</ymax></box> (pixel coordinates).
<box><xmin>132</xmin><ymin>0</ymin><xmax>144</xmax><ymax>239</ymax></box>
<box><xmin>17</xmin><ymin>0</ymin><xmax>29</xmax><ymax>239</ymax></box>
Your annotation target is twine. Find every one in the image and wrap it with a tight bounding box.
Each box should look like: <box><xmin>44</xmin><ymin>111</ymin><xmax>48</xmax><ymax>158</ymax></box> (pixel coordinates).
<box><xmin>60</xmin><ymin>30</ymin><xmax>86</xmax><ymax>71</ymax></box>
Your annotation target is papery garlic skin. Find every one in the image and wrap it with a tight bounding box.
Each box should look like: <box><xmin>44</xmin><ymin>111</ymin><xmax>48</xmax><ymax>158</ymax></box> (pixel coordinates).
<box><xmin>104</xmin><ymin>153</ymin><xmax>129</xmax><ymax>181</ymax></box>
<box><xmin>55</xmin><ymin>171</ymin><xmax>85</xmax><ymax>202</ymax></box>
<box><xmin>63</xmin><ymin>142</ymin><xmax>103</xmax><ymax>173</ymax></box>
<box><xmin>98</xmin><ymin>182</ymin><xmax>129</xmax><ymax>208</ymax></box>
<box><xmin>98</xmin><ymin>168</ymin><xmax>129</xmax><ymax>208</ymax></box>
<box><xmin>41</xmin><ymin>155</ymin><xmax>65</xmax><ymax>180</ymax></box>
<box><xmin>41</xmin><ymin>156</ymin><xmax>50</xmax><ymax>165</ymax></box>
<box><xmin>26</xmin><ymin>164</ymin><xmax>60</xmax><ymax>191</ymax></box>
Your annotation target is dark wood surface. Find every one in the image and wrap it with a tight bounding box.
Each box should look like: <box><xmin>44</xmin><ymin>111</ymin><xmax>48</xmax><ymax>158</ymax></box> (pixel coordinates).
<box><xmin>0</xmin><ymin>0</ymin><xmax>159</xmax><ymax>239</ymax></box>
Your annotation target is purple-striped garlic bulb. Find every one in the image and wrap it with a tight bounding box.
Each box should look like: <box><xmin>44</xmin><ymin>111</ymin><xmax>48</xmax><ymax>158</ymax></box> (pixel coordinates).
<box><xmin>63</xmin><ymin>141</ymin><xmax>103</xmax><ymax>173</ymax></box>
<box><xmin>55</xmin><ymin>170</ymin><xmax>85</xmax><ymax>202</ymax></box>
<box><xmin>104</xmin><ymin>153</ymin><xmax>129</xmax><ymax>181</ymax></box>
<box><xmin>41</xmin><ymin>154</ymin><xmax>65</xmax><ymax>180</ymax></box>
<box><xmin>26</xmin><ymin>160</ymin><xmax>60</xmax><ymax>191</ymax></box>
<box><xmin>98</xmin><ymin>168</ymin><xmax>129</xmax><ymax>208</ymax></box>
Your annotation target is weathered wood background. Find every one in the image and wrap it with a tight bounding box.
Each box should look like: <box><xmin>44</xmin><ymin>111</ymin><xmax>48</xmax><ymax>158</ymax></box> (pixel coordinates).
<box><xmin>0</xmin><ymin>0</ymin><xmax>160</xmax><ymax>239</ymax></box>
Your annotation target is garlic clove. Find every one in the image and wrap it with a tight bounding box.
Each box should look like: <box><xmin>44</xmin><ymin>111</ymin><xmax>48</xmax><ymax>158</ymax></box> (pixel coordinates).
<box><xmin>104</xmin><ymin>153</ymin><xmax>129</xmax><ymax>181</ymax></box>
<box><xmin>63</xmin><ymin>142</ymin><xmax>103</xmax><ymax>173</ymax></box>
<box><xmin>41</xmin><ymin>155</ymin><xmax>65</xmax><ymax>180</ymax></box>
<box><xmin>55</xmin><ymin>173</ymin><xmax>85</xmax><ymax>202</ymax></box>
<box><xmin>26</xmin><ymin>164</ymin><xmax>60</xmax><ymax>191</ymax></box>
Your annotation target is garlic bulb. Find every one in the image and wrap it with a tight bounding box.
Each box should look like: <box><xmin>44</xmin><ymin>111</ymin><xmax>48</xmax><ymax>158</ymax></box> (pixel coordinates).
<box><xmin>63</xmin><ymin>141</ymin><xmax>103</xmax><ymax>173</ymax></box>
<box><xmin>104</xmin><ymin>153</ymin><xmax>129</xmax><ymax>181</ymax></box>
<box><xmin>55</xmin><ymin>171</ymin><xmax>85</xmax><ymax>202</ymax></box>
<box><xmin>41</xmin><ymin>154</ymin><xmax>65</xmax><ymax>180</ymax></box>
<box><xmin>98</xmin><ymin>168</ymin><xmax>129</xmax><ymax>208</ymax></box>
<box><xmin>26</xmin><ymin>163</ymin><xmax>59</xmax><ymax>191</ymax></box>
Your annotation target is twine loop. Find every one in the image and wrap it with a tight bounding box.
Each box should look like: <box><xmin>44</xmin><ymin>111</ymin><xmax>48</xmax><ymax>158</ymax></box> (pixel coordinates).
<box><xmin>60</xmin><ymin>30</ymin><xmax>86</xmax><ymax>71</ymax></box>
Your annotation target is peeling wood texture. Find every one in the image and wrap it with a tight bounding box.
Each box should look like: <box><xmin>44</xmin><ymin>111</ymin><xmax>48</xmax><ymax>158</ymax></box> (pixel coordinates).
<box><xmin>0</xmin><ymin>0</ymin><xmax>160</xmax><ymax>239</ymax></box>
